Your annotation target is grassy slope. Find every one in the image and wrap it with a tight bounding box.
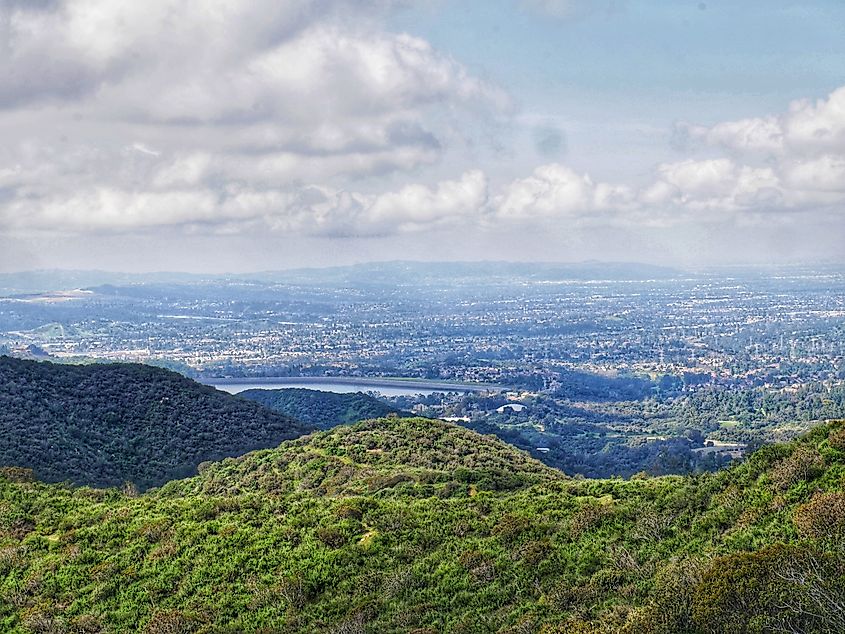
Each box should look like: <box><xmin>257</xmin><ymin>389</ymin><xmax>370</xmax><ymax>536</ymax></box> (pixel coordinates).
<box><xmin>1</xmin><ymin>417</ymin><xmax>844</xmax><ymax>633</ymax></box>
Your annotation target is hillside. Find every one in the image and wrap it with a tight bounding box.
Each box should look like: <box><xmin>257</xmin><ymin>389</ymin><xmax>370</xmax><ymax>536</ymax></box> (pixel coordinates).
<box><xmin>239</xmin><ymin>388</ymin><xmax>404</xmax><ymax>429</ymax></box>
<box><xmin>0</xmin><ymin>357</ymin><xmax>312</xmax><ymax>489</ymax></box>
<box><xmin>1</xmin><ymin>416</ymin><xmax>844</xmax><ymax>633</ymax></box>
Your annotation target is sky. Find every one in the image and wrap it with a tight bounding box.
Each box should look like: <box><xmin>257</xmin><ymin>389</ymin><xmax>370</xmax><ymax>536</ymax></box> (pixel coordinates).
<box><xmin>1</xmin><ymin>0</ymin><xmax>845</xmax><ymax>272</ymax></box>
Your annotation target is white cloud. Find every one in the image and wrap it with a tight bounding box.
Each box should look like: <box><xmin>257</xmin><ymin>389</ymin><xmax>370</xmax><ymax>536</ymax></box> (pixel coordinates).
<box><xmin>663</xmin><ymin>85</ymin><xmax>845</xmax><ymax>219</ymax></box>
<box><xmin>362</xmin><ymin>170</ymin><xmax>489</xmax><ymax>233</ymax></box>
<box><xmin>1</xmin><ymin>2</ymin><xmax>843</xmax><ymax>246</ymax></box>
<box><xmin>678</xmin><ymin>85</ymin><xmax>845</xmax><ymax>157</ymax></box>
<box><xmin>782</xmin><ymin>155</ymin><xmax>845</xmax><ymax>193</ymax></box>
<box><xmin>678</xmin><ymin>117</ymin><xmax>784</xmax><ymax>154</ymax></box>
<box><xmin>108</xmin><ymin>24</ymin><xmax>508</xmax><ymax>127</ymax></box>
<box><xmin>657</xmin><ymin>159</ymin><xmax>739</xmax><ymax>198</ymax></box>
<box><xmin>0</xmin><ymin>0</ymin><xmax>513</xmax><ymax>239</ymax></box>
<box><xmin>279</xmin><ymin>170</ymin><xmax>489</xmax><ymax>236</ymax></box>
<box><xmin>495</xmin><ymin>163</ymin><xmax>634</xmax><ymax>221</ymax></box>
<box><xmin>649</xmin><ymin>159</ymin><xmax>783</xmax><ymax>213</ymax></box>
<box><xmin>3</xmin><ymin>188</ymin><xmax>222</xmax><ymax>231</ymax></box>
<box><xmin>0</xmin><ymin>0</ymin><xmax>508</xmax><ymax>132</ymax></box>
<box><xmin>2</xmin><ymin>169</ymin><xmax>490</xmax><ymax>238</ymax></box>
<box><xmin>785</xmin><ymin>87</ymin><xmax>845</xmax><ymax>153</ymax></box>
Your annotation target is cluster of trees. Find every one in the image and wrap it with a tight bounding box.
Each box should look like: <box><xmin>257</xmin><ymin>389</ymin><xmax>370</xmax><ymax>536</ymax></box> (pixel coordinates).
<box><xmin>0</xmin><ymin>356</ymin><xmax>312</xmax><ymax>489</ymax></box>
<box><xmin>239</xmin><ymin>388</ymin><xmax>403</xmax><ymax>429</ymax></box>
<box><xmin>551</xmin><ymin>369</ymin><xmax>658</xmax><ymax>401</ymax></box>
<box><xmin>462</xmin><ymin>417</ymin><xmax>733</xmax><ymax>478</ymax></box>
<box><xmin>422</xmin><ymin>378</ymin><xmax>845</xmax><ymax>478</ymax></box>
<box><xmin>1</xmin><ymin>416</ymin><xmax>844</xmax><ymax>632</ymax></box>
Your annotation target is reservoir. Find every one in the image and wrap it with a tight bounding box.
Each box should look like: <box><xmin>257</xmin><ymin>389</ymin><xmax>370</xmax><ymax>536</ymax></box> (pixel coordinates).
<box><xmin>202</xmin><ymin>376</ymin><xmax>505</xmax><ymax>396</ymax></box>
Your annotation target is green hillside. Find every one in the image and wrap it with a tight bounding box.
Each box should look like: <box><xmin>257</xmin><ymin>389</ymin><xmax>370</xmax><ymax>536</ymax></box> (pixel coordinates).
<box><xmin>2</xmin><ymin>416</ymin><xmax>843</xmax><ymax>633</ymax></box>
<box><xmin>239</xmin><ymin>388</ymin><xmax>404</xmax><ymax>429</ymax></box>
<box><xmin>0</xmin><ymin>357</ymin><xmax>312</xmax><ymax>489</ymax></box>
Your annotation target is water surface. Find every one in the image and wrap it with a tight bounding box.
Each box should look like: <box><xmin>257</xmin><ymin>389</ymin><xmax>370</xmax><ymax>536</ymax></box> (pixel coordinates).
<box><xmin>203</xmin><ymin>376</ymin><xmax>503</xmax><ymax>396</ymax></box>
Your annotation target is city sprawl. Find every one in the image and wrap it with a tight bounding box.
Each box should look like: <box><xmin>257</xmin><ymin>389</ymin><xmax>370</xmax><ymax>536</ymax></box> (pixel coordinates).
<box><xmin>2</xmin><ymin>262</ymin><xmax>845</xmax><ymax>477</ymax></box>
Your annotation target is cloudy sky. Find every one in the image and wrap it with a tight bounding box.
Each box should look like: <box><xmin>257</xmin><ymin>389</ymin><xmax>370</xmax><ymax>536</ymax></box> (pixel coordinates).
<box><xmin>2</xmin><ymin>0</ymin><xmax>845</xmax><ymax>272</ymax></box>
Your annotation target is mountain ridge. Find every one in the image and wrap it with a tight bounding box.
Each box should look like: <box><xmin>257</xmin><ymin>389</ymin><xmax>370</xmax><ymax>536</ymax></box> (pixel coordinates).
<box><xmin>0</xmin><ymin>356</ymin><xmax>312</xmax><ymax>489</ymax></box>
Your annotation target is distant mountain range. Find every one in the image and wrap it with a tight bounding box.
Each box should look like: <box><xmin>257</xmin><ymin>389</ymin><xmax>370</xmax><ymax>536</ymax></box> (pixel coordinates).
<box><xmin>0</xmin><ymin>260</ymin><xmax>686</xmax><ymax>295</ymax></box>
<box><xmin>7</xmin><ymin>261</ymin><xmax>845</xmax><ymax>296</ymax></box>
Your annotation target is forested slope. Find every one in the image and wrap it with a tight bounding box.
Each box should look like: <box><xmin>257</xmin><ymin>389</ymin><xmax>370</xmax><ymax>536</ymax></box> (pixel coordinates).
<box><xmin>1</xmin><ymin>416</ymin><xmax>844</xmax><ymax>633</ymax></box>
<box><xmin>0</xmin><ymin>357</ymin><xmax>312</xmax><ymax>489</ymax></box>
<box><xmin>239</xmin><ymin>387</ymin><xmax>404</xmax><ymax>428</ymax></box>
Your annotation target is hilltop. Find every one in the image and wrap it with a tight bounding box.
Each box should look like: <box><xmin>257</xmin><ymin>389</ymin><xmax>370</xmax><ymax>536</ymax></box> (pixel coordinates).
<box><xmin>239</xmin><ymin>388</ymin><xmax>404</xmax><ymax>429</ymax></box>
<box><xmin>180</xmin><ymin>417</ymin><xmax>560</xmax><ymax>499</ymax></box>
<box><xmin>1</xmin><ymin>416</ymin><xmax>843</xmax><ymax>632</ymax></box>
<box><xmin>0</xmin><ymin>357</ymin><xmax>312</xmax><ymax>489</ymax></box>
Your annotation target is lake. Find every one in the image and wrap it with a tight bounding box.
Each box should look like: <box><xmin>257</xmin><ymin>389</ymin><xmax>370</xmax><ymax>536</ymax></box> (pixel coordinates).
<box><xmin>202</xmin><ymin>376</ymin><xmax>505</xmax><ymax>396</ymax></box>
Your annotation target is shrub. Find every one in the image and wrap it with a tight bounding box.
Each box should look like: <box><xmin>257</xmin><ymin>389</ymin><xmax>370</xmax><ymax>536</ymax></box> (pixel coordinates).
<box><xmin>143</xmin><ymin>610</ymin><xmax>200</xmax><ymax>634</ymax></box>
<box><xmin>316</xmin><ymin>526</ymin><xmax>347</xmax><ymax>549</ymax></box>
<box><xmin>336</xmin><ymin>504</ymin><xmax>363</xmax><ymax>521</ymax></box>
<box><xmin>769</xmin><ymin>446</ymin><xmax>824</xmax><ymax>490</ymax></box>
<box><xmin>71</xmin><ymin>615</ymin><xmax>103</xmax><ymax>634</ymax></box>
<box><xmin>691</xmin><ymin>545</ymin><xmax>845</xmax><ymax>634</ymax></box>
<box><xmin>0</xmin><ymin>467</ymin><xmax>35</xmax><ymax>482</ymax></box>
<box><xmin>492</xmin><ymin>513</ymin><xmax>530</xmax><ymax>544</ymax></box>
<box><xmin>625</xmin><ymin>558</ymin><xmax>704</xmax><ymax>634</ymax></box>
<box><xmin>794</xmin><ymin>491</ymin><xmax>845</xmax><ymax>540</ymax></box>
<box><xmin>828</xmin><ymin>426</ymin><xmax>845</xmax><ymax>452</ymax></box>
<box><xmin>569</xmin><ymin>503</ymin><xmax>613</xmax><ymax>539</ymax></box>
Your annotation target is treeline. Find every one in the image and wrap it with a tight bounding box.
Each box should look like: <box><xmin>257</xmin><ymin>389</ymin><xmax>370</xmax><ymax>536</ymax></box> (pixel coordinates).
<box><xmin>239</xmin><ymin>388</ymin><xmax>404</xmax><ymax>429</ymax></box>
<box><xmin>669</xmin><ymin>382</ymin><xmax>845</xmax><ymax>432</ymax></box>
<box><xmin>552</xmin><ymin>368</ymin><xmax>658</xmax><ymax>401</ymax></box>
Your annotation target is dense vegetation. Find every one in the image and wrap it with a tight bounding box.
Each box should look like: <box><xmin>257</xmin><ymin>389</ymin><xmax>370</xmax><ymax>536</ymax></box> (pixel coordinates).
<box><xmin>0</xmin><ymin>357</ymin><xmax>311</xmax><ymax>489</ymax></box>
<box><xmin>2</xmin><ymin>416</ymin><xmax>843</xmax><ymax>633</ymax></box>
<box><xmin>239</xmin><ymin>388</ymin><xmax>404</xmax><ymax>429</ymax></box>
<box><xmin>396</xmin><ymin>392</ymin><xmax>735</xmax><ymax>478</ymax></box>
<box><xmin>396</xmin><ymin>379</ymin><xmax>845</xmax><ymax>479</ymax></box>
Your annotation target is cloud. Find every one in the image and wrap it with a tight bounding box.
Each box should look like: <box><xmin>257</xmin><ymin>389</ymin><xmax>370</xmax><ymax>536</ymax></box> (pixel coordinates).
<box><xmin>782</xmin><ymin>155</ymin><xmax>845</xmax><ymax>193</ymax></box>
<box><xmin>662</xmin><ymin>84</ymin><xmax>845</xmax><ymax>219</ymax></box>
<box><xmin>111</xmin><ymin>24</ymin><xmax>508</xmax><ymax>127</ymax></box>
<box><xmin>1</xmin><ymin>168</ymin><xmax>490</xmax><ymax>238</ymax></box>
<box><xmin>1</xmin><ymin>1</ymin><xmax>843</xmax><ymax>247</ymax></box>
<box><xmin>289</xmin><ymin>170</ymin><xmax>490</xmax><ymax>236</ymax></box>
<box><xmin>0</xmin><ymin>1</ymin><xmax>508</xmax><ymax>127</ymax></box>
<box><xmin>0</xmin><ymin>0</ymin><xmax>512</xmax><ymax>238</ymax></box>
<box><xmin>492</xmin><ymin>149</ymin><xmax>845</xmax><ymax>226</ymax></box>
<box><xmin>675</xmin><ymin>117</ymin><xmax>784</xmax><ymax>154</ymax></box>
<box><xmin>495</xmin><ymin>163</ymin><xmax>635</xmax><ymax>221</ymax></box>
<box><xmin>646</xmin><ymin>159</ymin><xmax>784</xmax><ymax>213</ymax></box>
<box><xmin>676</xmin><ymin>85</ymin><xmax>845</xmax><ymax>156</ymax></box>
<box><xmin>0</xmin><ymin>1</ymin><xmax>507</xmax><ymax>162</ymax></box>
<box><xmin>786</xmin><ymin>87</ymin><xmax>845</xmax><ymax>153</ymax></box>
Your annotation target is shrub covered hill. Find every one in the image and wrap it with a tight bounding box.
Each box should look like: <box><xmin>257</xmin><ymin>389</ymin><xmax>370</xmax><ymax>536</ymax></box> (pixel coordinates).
<box><xmin>239</xmin><ymin>387</ymin><xmax>404</xmax><ymax>428</ymax></box>
<box><xmin>2</xmin><ymin>416</ymin><xmax>845</xmax><ymax>633</ymax></box>
<box><xmin>0</xmin><ymin>356</ymin><xmax>312</xmax><ymax>489</ymax></box>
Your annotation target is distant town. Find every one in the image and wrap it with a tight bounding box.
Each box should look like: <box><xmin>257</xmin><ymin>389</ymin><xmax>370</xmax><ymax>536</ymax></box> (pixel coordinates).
<box><xmin>2</xmin><ymin>262</ymin><xmax>844</xmax><ymax>477</ymax></box>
